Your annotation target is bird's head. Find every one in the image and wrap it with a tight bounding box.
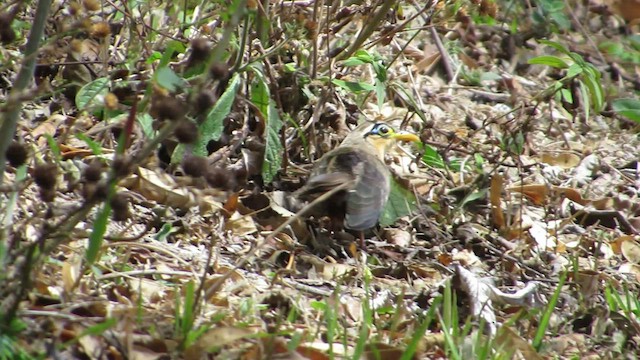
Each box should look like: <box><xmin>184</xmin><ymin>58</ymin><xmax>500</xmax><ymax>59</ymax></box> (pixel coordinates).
<box><xmin>358</xmin><ymin>122</ymin><xmax>420</xmax><ymax>160</ymax></box>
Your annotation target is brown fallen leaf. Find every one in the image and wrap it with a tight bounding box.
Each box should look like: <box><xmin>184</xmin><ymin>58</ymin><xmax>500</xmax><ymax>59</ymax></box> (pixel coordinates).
<box><xmin>509</xmin><ymin>184</ymin><xmax>589</xmax><ymax>206</ymax></box>
<box><xmin>539</xmin><ymin>151</ymin><xmax>582</xmax><ymax>169</ymax></box>
<box><xmin>490</xmin><ymin>174</ymin><xmax>505</xmax><ymax>229</ymax></box>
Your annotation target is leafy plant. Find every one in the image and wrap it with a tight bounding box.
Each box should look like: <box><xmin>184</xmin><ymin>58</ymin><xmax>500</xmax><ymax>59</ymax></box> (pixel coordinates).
<box><xmin>528</xmin><ymin>40</ymin><xmax>604</xmax><ymax>121</ymax></box>
<box><xmin>611</xmin><ymin>98</ymin><xmax>640</xmax><ymax>123</ymax></box>
<box><xmin>337</xmin><ymin>49</ymin><xmax>388</xmax><ymax>110</ymax></box>
<box><xmin>532</xmin><ymin>271</ymin><xmax>566</xmax><ymax>351</ymax></box>
<box><xmin>530</xmin><ymin>0</ymin><xmax>571</xmax><ymax>32</ymax></box>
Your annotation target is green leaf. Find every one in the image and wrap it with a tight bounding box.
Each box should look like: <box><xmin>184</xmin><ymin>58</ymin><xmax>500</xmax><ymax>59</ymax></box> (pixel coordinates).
<box><xmin>250</xmin><ymin>66</ymin><xmax>270</xmax><ymax>115</ymax></box>
<box><xmin>422</xmin><ymin>145</ymin><xmax>446</xmax><ymax>169</ymax></box>
<box><xmin>137</xmin><ymin>113</ymin><xmax>155</xmax><ymax>139</ymax></box>
<box><xmin>199</xmin><ymin>73</ymin><xmax>241</xmax><ymax>152</ymax></box>
<box><xmin>76</xmin><ymin>77</ymin><xmax>109</xmax><ymax>111</ymax></box>
<box><xmin>583</xmin><ymin>66</ymin><xmax>604</xmax><ymax>112</ymax></box>
<box><xmin>332</xmin><ymin>79</ymin><xmax>375</xmax><ymax>93</ymax></box>
<box><xmin>181</xmin><ymin>281</ymin><xmax>196</xmax><ymax>338</ymax></box>
<box><xmin>283</xmin><ymin>63</ymin><xmax>297</xmax><ymax>72</ymax></box>
<box><xmin>599</xmin><ymin>41</ymin><xmax>624</xmax><ymax>57</ymax></box>
<box><xmin>158</xmin><ymin>41</ymin><xmax>186</xmax><ymax>68</ymax></box>
<box><xmin>262</xmin><ymin>101</ymin><xmax>283</xmax><ymax>183</ymax></box>
<box><xmin>354</xmin><ymin>49</ymin><xmax>375</xmax><ymax>63</ymax></box>
<box><xmin>375</xmin><ymin>78</ymin><xmax>385</xmax><ymax>110</ymax></box>
<box><xmin>248</xmin><ymin>65</ymin><xmax>283</xmax><ymax>183</ymax></box>
<box><xmin>558</xmin><ymin>88</ymin><xmax>572</xmax><ymax>104</ymax></box>
<box><xmin>372</xmin><ymin>60</ymin><xmax>387</xmax><ymax>82</ymax></box>
<box><xmin>79</xmin><ymin>318</ymin><xmax>117</xmax><ymax>337</ymax></box>
<box><xmin>565</xmin><ymin>63</ymin><xmax>583</xmax><ymax>78</ymax></box>
<box><xmin>155</xmin><ymin>67</ymin><xmax>186</xmax><ymax>92</ymax></box>
<box><xmin>45</xmin><ymin>134</ymin><xmax>62</xmax><ymax>162</ymax></box>
<box><xmin>459</xmin><ymin>188</ymin><xmax>487</xmax><ymax>209</ymax></box>
<box><xmin>527</xmin><ymin>55</ymin><xmax>568</xmax><ymax>69</ymax></box>
<box><xmin>146</xmin><ymin>51</ymin><xmax>163</xmax><ymax>64</ymax></box>
<box><xmin>390</xmin><ymin>83</ymin><xmax>428</xmax><ymax>122</ymax></box>
<box><xmin>154</xmin><ymin>223</ymin><xmax>173</xmax><ymax>242</ymax></box>
<box><xmin>538</xmin><ymin>40</ymin><xmax>570</xmax><ymax>55</ymax></box>
<box><xmin>342</xmin><ymin>57</ymin><xmax>368</xmax><ymax>67</ymax></box>
<box><xmin>86</xmin><ymin>198</ymin><xmax>112</xmax><ymax>264</ymax></box>
<box><xmin>75</xmin><ymin>133</ymin><xmax>102</xmax><ymax>155</ymax></box>
<box><xmin>171</xmin><ymin>73</ymin><xmax>242</xmax><ymax>163</ymax></box>
<box><xmin>533</xmin><ymin>271</ymin><xmax>567</xmax><ymax>350</ymax></box>
<box><xmin>379</xmin><ymin>179</ymin><xmax>417</xmax><ymax>227</ymax></box>
<box><xmin>578</xmin><ymin>80</ymin><xmax>590</xmax><ymax>121</ymax></box>
<box><xmin>612</xmin><ymin>98</ymin><xmax>640</xmax><ymax>122</ymax></box>
<box><xmin>550</xmin><ymin>12</ymin><xmax>571</xmax><ymax>30</ymax></box>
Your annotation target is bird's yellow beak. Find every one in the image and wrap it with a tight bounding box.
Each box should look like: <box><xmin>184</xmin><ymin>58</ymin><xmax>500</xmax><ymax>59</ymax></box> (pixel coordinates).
<box><xmin>391</xmin><ymin>131</ymin><xmax>420</xmax><ymax>143</ymax></box>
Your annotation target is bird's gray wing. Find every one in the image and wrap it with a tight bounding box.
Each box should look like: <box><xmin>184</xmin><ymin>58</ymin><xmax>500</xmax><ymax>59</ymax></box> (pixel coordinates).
<box><xmin>344</xmin><ymin>155</ymin><xmax>390</xmax><ymax>231</ymax></box>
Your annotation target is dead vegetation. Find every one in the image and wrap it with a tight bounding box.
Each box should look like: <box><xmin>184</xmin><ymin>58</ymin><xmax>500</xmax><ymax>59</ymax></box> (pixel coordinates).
<box><xmin>1</xmin><ymin>0</ymin><xmax>640</xmax><ymax>359</ymax></box>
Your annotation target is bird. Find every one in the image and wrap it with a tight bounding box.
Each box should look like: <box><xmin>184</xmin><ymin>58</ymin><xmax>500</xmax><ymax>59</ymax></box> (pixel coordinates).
<box><xmin>296</xmin><ymin>121</ymin><xmax>420</xmax><ymax>245</ymax></box>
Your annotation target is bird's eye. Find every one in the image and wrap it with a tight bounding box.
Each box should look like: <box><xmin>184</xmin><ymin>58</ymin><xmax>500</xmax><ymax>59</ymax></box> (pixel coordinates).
<box><xmin>377</xmin><ymin>125</ymin><xmax>390</xmax><ymax>135</ymax></box>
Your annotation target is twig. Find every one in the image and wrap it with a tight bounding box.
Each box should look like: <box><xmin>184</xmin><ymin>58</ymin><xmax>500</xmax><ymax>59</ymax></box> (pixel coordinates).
<box><xmin>204</xmin><ymin>179</ymin><xmax>355</xmax><ymax>300</ymax></box>
<box><xmin>97</xmin><ymin>269</ymin><xmax>194</xmax><ymax>280</ymax></box>
<box><xmin>0</xmin><ymin>0</ymin><xmax>51</xmax><ymax>185</ymax></box>
<box><xmin>429</xmin><ymin>27</ymin><xmax>454</xmax><ymax>82</ymax></box>
<box><xmin>334</xmin><ymin>0</ymin><xmax>395</xmax><ymax>61</ymax></box>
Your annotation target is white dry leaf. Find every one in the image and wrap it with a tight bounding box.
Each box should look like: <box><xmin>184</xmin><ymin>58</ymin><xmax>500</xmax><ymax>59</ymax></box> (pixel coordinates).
<box><xmin>618</xmin><ymin>263</ymin><xmax>640</xmax><ymax>281</ymax></box>
<box><xmin>454</xmin><ymin>264</ymin><xmax>498</xmax><ymax>336</ymax></box>
<box><xmin>572</xmin><ymin>153</ymin><xmax>600</xmax><ymax>186</ymax></box>
<box><xmin>529</xmin><ymin>221</ymin><xmax>557</xmax><ymax>252</ymax></box>
<box><xmin>369</xmin><ymin>289</ymin><xmax>395</xmax><ymax>311</ymax></box>
<box><xmin>225</xmin><ymin>211</ymin><xmax>258</xmax><ymax>237</ymax></box>
<box><xmin>454</xmin><ymin>264</ymin><xmax>544</xmax><ymax>336</ymax></box>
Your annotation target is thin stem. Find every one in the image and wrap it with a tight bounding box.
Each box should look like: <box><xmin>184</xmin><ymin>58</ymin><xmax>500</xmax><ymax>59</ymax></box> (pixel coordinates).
<box><xmin>0</xmin><ymin>0</ymin><xmax>52</xmax><ymax>184</ymax></box>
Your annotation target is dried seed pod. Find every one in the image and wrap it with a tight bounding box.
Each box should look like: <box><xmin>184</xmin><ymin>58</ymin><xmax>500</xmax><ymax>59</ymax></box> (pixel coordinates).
<box><xmin>6</xmin><ymin>141</ymin><xmax>28</xmax><ymax>168</ymax></box>
<box><xmin>182</xmin><ymin>156</ymin><xmax>208</xmax><ymax>178</ymax></box>
<box><xmin>92</xmin><ymin>183</ymin><xmax>109</xmax><ymax>201</ymax></box>
<box><xmin>112</xmin><ymin>155</ymin><xmax>133</xmax><ymax>178</ymax></box>
<box><xmin>150</xmin><ymin>96</ymin><xmax>185</xmax><ymax>121</ymax></box>
<box><xmin>90</xmin><ymin>21</ymin><xmax>111</xmax><ymax>38</ymax></box>
<box><xmin>84</xmin><ymin>160</ymin><xmax>103</xmax><ymax>182</ymax></box>
<box><xmin>209</xmin><ymin>62</ymin><xmax>230</xmax><ymax>80</ymax></box>
<box><xmin>0</xmin><ymin>13</ymin><xmax>16</xmax><ymax>44</ymax></box>
<box><xmin>187</xmin><ymin>38</ymin><xmax>211</xmax><ymax>66</ymax></box>
<box><xmin>205</xmin><ymin>167</ymin><xmax>234</xmax><ymax>190</ymax></box>
<box><xmin>40</xmin><ymin>187</ymin><xmax>56</xmax><ymax>202</ymax></box>
<box><xmin>33</xmin><ymin>163</ymin><xmax>58</xmax><ymax>189</ymax></box>
<box><xmin>104</xmin><ymin>92</ymin><xmax>118</xmax><ymax>110</ymax></box>
<box><xmin>175</xmin><ymin>120</ymin><xmax>199</xmax><ymax>144</ymax></box>
<box><xmin>110</xmin><ymin>192</ymin><xmax>130</xmax><ymax>221</ymax></box>
<box><xmin>83</xmin><ymin>0</ymin><xmax>101</xmax><ymax>12</ymax></box>
<box><xmin>193</xmin><ymin>90</ymin><xmax>216</xmax><ymax>116</ymax></box>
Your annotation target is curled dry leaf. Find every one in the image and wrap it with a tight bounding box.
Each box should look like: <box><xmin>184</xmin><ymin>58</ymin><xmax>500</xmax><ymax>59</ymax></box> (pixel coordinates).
<box><xmin>509</xmin><ymin>184</ymin><xmax>589</xmax><ymax>206</ymax></box>
<box><xmin>454</xmin><ymin>264</ymin><xmax>544</xmax><ymax>336</ymax></box>
<box><xmin>121</xmin><ymin>167</ymin><xmax>224</xmax><ymax>212</ymax></box>
<box><xmin>621</xmin><ymin>238</ymin><xmax>640</xmax><ymax>263</ymax></box>
<box><xmin>383</xmin><ymin>228</ymin><xmax>411</xmax><ymax>247</ymax></box>
<box><xmin>61</xmin><ymin>255</ymin><xmax>82</xmax><ymax>293</ymax></box>
<box><xmin>539</xmin><ymin>151</ymin><xmax>582</xmax><ymax>169</ymax></box>
<box><xmin>610</xmin><ymin>234</ymin><xmax>636</xmax><ymax>254</ymax></box>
